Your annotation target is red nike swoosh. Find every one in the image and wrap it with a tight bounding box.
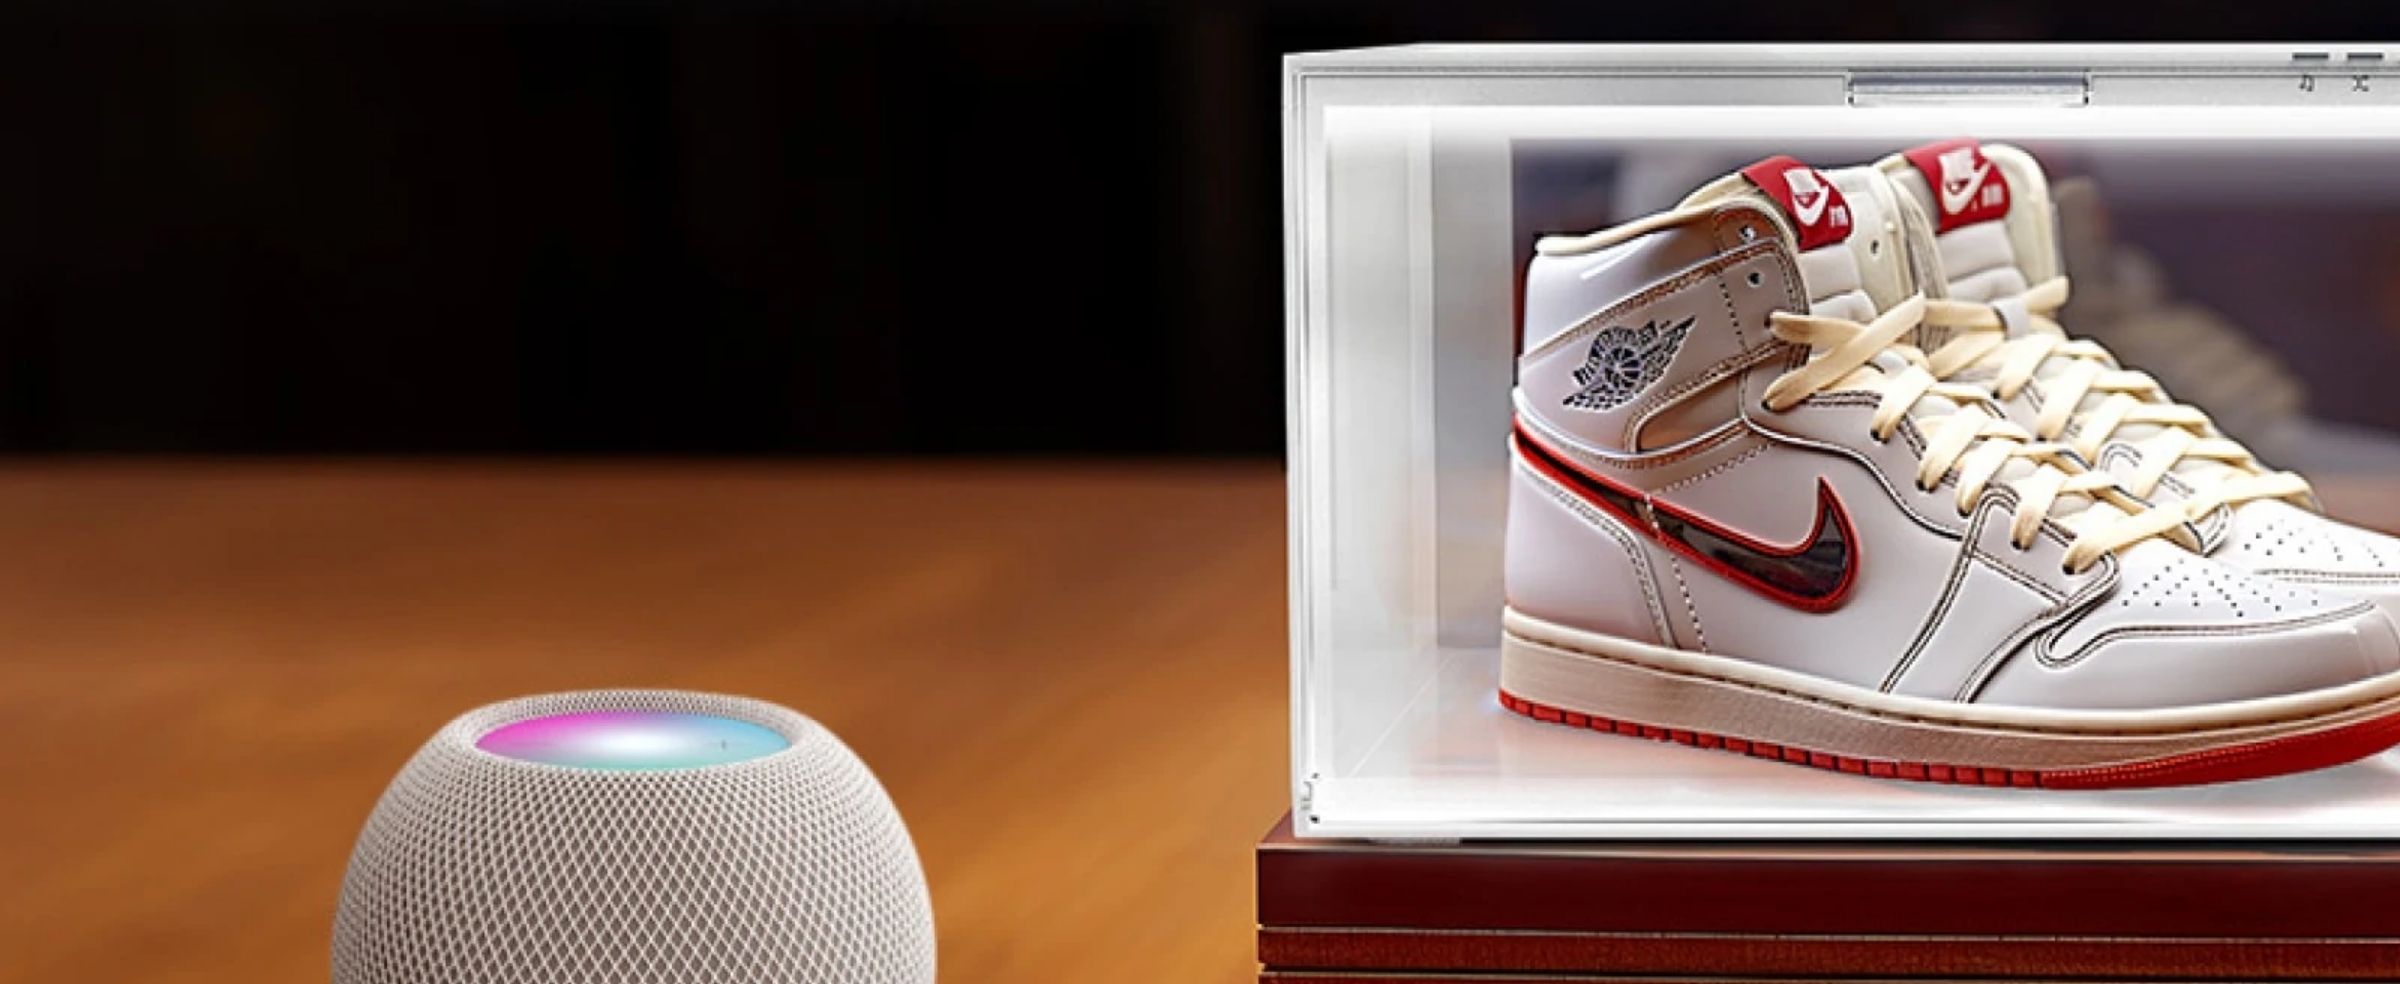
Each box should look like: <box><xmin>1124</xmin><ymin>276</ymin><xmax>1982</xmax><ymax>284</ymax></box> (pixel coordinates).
<box><xmin>1514</xmin><ymin>423</ymin><xmax>1857</xmax><ymax>612</ymax></box>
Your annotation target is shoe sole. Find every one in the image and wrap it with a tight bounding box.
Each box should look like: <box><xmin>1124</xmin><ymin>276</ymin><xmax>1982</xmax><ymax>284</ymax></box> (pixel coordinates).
<box><xmin>1500</xmin><ymin>608</ymin><xmax>2400</xmax><ymax>789</ymax></box>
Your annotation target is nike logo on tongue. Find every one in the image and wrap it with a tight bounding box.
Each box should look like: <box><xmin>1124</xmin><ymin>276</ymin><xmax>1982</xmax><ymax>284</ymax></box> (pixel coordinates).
<box><xmin>1740</xmin><ymin>156</ymin><xmax>1851</xmax><ymax>251</ymax></box>
<box><xmin>1938</xmin><ymin>155</ymin><xmax>1994</xmax><ymax>215</ymax></box>
<box><xmin>1903</xmin><ymin>139</ymin><xmax>2011</xmax><ymax>231</ymax></box>
<box><xmin>1787</xmin><ymin>171</ymin><xmax>1830</xmax><ymax>225</ymax></box>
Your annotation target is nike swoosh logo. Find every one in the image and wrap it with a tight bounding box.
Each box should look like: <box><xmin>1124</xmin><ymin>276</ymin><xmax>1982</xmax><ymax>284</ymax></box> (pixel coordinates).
<box><xmin>1939</xmin><ymin>163</ymin><xmax>1992</xmax><ymax>215</ymax></box>
<box><xmin>1515</xmin><ymin>424</ymin><xmax>1857</xmax><ymax>612</ymax></box>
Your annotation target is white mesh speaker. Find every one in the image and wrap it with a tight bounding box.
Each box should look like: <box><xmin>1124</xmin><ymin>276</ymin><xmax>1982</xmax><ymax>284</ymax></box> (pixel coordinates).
<box><xmin>331</xmin><ymin>689</ymin><xmax>936</xmax><ymax>983</ymax></box>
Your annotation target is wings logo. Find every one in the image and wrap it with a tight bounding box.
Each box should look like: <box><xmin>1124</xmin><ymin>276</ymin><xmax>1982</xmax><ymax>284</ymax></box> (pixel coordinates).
<box><xmin>1562</xmin><ymin>317</ymin><xmax>1694</xmax><ymax>412</ymax></box>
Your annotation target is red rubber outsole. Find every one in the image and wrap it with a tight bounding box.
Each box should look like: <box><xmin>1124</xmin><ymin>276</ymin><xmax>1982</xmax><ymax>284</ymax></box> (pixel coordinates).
<box><xmin>1498</xmin><ymin>689</ymin><xmax>2400</xmax><ymax>789</ymax></box>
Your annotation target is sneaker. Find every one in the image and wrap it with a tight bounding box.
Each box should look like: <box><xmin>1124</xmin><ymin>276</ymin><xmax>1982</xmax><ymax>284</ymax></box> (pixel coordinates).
<box><xmin>1880</xmin><ymin>140</ymin><xmax>2400</xmax><ymax>624</ymax></box>
<box><xmin>1501</xmin><ymin>155</ymin><xmax>2400</xmax><ymax>788</ymax></box>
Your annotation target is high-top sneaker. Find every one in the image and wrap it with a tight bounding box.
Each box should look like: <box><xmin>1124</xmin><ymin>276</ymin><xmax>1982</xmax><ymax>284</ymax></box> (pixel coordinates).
<box><xmin>1880</xmin><ymin>140</ymin><xmax>2400</xmax><ymax>624</ymax></box>
<box><xmin>1502</xmin><ymin>156</ymin><xmax>2400</xmax><ymax>788</ymax></box>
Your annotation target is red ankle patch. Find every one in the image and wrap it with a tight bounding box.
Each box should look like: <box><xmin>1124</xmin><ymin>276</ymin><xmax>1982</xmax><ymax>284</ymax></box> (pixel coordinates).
<box><xmin>1739</xmin><ymin>156</ymin><xmax>1852</xmax><ymax>251</ymax></box>
<box><xmin>1900</xmin><ymin>138</ymin><xmax>2011</xmax><ymax>232</ymax></box>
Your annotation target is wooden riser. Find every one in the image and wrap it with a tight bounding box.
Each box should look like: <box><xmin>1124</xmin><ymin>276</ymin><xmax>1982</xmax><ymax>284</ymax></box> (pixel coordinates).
<box><xmin>1261</xmin><ymin>929</ymin><xmax>2400</xmax><ymax>980</ymax></box>
<box><xmin>1258</xmin><ymin>813</ymin><xmax>2400</xmax><ymax>981</ymax></box>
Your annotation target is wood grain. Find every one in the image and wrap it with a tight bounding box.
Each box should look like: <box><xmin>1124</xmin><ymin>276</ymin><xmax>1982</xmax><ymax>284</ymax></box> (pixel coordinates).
<box><xmin>0</xmin><ymin>459</ymin><xmax>1289</xmax><ymax>983</ymax></box>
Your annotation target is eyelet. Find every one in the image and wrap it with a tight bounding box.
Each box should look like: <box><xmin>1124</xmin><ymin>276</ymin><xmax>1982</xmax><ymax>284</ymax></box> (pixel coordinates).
<box><xmin>1746</xmin><ymin>271</ymin><xmax>1763</xmax><ymax>287</ymax></box>
<box><xmin>1868</xmin><ymin>240</ymin><xmax>1881</xmax><ymax>255</ymax></box>
<box><xmin>2060</xmin><ymin>562</ymin><xmax>2078</xmax><ymax>576</ymax></box>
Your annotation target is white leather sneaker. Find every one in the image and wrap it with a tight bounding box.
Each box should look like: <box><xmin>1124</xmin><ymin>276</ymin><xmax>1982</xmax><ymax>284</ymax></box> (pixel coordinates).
<box><xmin>1502</xmin><ymin>156</ymin><xmax>2400</xmax><ymax>788</ymax></box>
<box><xmin>1880</xmin><ymin>140</ymin><xmax>2400</xmax><ymax>628</ymax></box>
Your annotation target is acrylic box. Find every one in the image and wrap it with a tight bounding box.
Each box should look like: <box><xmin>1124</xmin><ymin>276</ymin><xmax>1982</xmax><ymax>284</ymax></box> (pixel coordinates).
<box><xmin>1282</xmin><ymin>44</ymin><xmax>2400</xmax><ymax>839</ymax></box>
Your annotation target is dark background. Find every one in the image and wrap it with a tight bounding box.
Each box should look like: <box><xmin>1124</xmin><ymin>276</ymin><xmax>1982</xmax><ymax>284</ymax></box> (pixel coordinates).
<box><xmin>3</xmin><ymin>3</ymin><xmax>2397</xmax><ymax>455</ymax></box>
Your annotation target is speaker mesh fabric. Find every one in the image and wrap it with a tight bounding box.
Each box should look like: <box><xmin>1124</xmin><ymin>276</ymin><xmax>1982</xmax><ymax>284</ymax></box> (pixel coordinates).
<box><xmin>332</xmin><ymin>690</ymin><xmax>936</xmax><ymax>983</ymax></box>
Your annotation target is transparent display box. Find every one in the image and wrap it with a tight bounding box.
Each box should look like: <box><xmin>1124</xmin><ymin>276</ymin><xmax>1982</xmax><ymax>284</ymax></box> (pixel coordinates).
<box><xmin>1283</xmin><ymin>44</ymin><xmax>2400</xmax><ymax>839</ymax></box>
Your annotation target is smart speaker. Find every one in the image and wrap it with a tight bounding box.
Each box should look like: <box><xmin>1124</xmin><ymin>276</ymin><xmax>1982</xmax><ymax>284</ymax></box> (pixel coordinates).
<box><xmin>331</xmin><ymin>689</ymin><xmax>935</xmax><ymax>983</ymax></box>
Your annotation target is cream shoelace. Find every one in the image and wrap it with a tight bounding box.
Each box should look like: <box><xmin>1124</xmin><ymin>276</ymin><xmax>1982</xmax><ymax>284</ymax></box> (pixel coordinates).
<box><xmin>1764</xmin><ymin>294</ymin><xmax>2194</xmax><ymax>574</ymax></box>
<box><xmin>1919</xmin><ymin>276</ymin><xmax>2312</xmax><ymax>520</ymax></box>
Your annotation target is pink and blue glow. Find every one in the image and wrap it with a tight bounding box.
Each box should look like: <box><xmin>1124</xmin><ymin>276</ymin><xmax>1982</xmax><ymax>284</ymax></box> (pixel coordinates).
<box><xmin>476</xmin><ymin>710</ymin><xmax>789</xmax><ymax>770</ymax></box>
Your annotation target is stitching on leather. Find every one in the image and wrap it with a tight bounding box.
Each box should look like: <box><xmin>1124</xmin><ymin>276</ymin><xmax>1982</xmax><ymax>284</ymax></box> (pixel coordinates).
<box><xmin>1521</xmin><ymin>406</ymin><xmax>1748</xmax><ymax>473</ymax></box>
<box><xmin>1618</xmin><ymin>260</ymin><xmax>1746</xmax><ymax>449</ymax></box>
<box><xmin>1525</xmin><ymin>240</ymin><xmax>1780</xmax><ymax>362</ymax></box>
<box><xmin>1625</xmin><ymin>325</ymin><xmax>1788</xmax><ymax>452</ymax></box>
<box><xmin>1805</xmin><ymin>392</ymin><xmax>1882</xmax><ymax>408</ymax></box>
<box><xmin>1949</xmin><ymin>481</ymin><xmax>2127</xmax><ymax>704</ymax></box>
<box><xmin>1508</xmin><ymin>625</ymin><xmax>2400</xmax><ymax>737</ymax></box>
<box><xmin>1967</xmin><ymin>540</ymin><xmax>2070</xmax><ymax>602</ymax></box>
<box><xmin>1665</xmin><ymin>555</ymin><xmax>1707</xmax><ymax>654</ymax></box>
<box><xmin>1653</xmin><ymin>444</ymin><xmax>1765</xmax><ymax>495</ymax></box>
<box><xmin>1517</xmin><ymin>457</ymin><xmax>1676</xmax><ymax>645</ymax></box>
<box><xmin>1747</xmin><ymin>403</ymin><xmax>1966</xmax><ymax>541</ymax></box>
<box><xmin>1787</xmin><ymin>390</ymin><xmax>2080</xmax><ymax>575</ymax></box>
<box><xmin>2193</xmin><ymin>500</ymin><xmax>2230</xmax><ymax>550</ymax></box>
<box><xmin>1707</xmin><ymin>207</ymin><xmax>1790</xmax><ymax>358</ymax></box>
<box><xmin>1717</xmin><ymin>267</ymin><xmax>1744</xmax><ymax>349</ymax></box>
<box><xmin>1970</xmin><ymin>484</ymin><xmax>2083</xmax><ymax>592</ymax></box>
<box><xmin>1957</xmin><ymin>548</ymin><xmax>2121</xmax><ymax>704</ymax></box>
<box><xmin>2040</xmin><ymin>601</ymin><xmax>2376</xmax><ymax>667</ymax></box>
<box><xmin>1883</xmin><ymin>497</ymin><xmax>1993</xmax><ymax>694</ymax></box>
<box><xmin>1952</xmin><ymin>593</ymin><xmax>2076</xmax><ymax>705</ymax></box>
<box><xmin>1620</xmin><ymin>345</ymin><xmax>1779</xmax><ymax>450</ymax></box>
<box><xmin>1740</xmin><ymin>225</ymin><xmax>1811</xmax><ymax>417</ymax></box>
<box><xmin>2099</xmin><ymin>440</ymin><xmax>2228</xmax><ymax>547</ymax></box>
<box><xmin>2250</xmin><ymin>570</ymin><xmax>2400</xmax><ymax>586</ymax></box>
<box><xmin>1898</xmin><ymin>416</ymin><xmax>1928</xmax><ymax>457</ymax></box>
<box><xmin>1529</xmin><ymin>238</ymin><xmax>1780</xmax><ymax>448</ymax></box>
<box><xmin>1617</xmin><ymin>264</ymin><xmax>1785</xmax><ymax>449</ymax></box>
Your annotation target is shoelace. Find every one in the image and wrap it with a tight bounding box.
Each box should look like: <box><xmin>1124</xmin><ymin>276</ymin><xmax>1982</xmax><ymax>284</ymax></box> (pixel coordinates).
<box><xmin>1764</xmin><ymin>293</ymin><xmax>2194</xmax><ymax>574</ymax></box>
<box><xmin>1919</xmin><ymin>276</ymin><xmax>2312</xmax><ymax>521</ymax></box>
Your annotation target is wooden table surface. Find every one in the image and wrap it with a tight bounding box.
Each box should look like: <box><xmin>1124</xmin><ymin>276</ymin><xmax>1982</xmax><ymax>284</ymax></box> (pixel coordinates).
<box><xmin>0</xmin><ymin>460</ymin><xmax>1289</xmax><ymax>983</ymax></box>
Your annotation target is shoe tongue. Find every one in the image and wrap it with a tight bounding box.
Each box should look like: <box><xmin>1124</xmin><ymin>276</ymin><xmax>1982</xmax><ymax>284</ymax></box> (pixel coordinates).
<box><xmin>1887</xmin><ymin>141</ymin><xmax>2246</xmax><ymax>501</ymax></box>
<box><xmin>1691</xmin><ymin>156</ymin><xmax>2126</xmax><ymax>534</ymax></box>
<box><xmin>1676</xmin><ymin>156</ymin><xmax>1914</xmax><ymax>322</ymax></box>
<box><xmin>1689</xmin><ymin>158</ymin><xmax>2011</xmax><ymax>437</ymax></box>
<box><xmin>1882</xmin><ymin>140</ymin><xmax>2061</xmax><ymax>306</ymax></box>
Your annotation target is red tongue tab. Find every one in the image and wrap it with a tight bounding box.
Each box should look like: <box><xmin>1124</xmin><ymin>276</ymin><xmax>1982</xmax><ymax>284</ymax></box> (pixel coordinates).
<box><xmin>1901</xmin><ymin>138</ymin><xmax>2010</xmax><ymax>232</ymax></box>
<box><xmin>1739</xmin><ymin>156</ymin><xmax>1851</xmax><ymax>251</ymax></box>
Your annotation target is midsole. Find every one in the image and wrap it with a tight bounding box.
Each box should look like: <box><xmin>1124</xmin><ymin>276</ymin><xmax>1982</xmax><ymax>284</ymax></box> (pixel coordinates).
<box><xmin>1501</xmin><ymin>608</ymin><xmax>2400</xmax><ymax>771</ymax></box>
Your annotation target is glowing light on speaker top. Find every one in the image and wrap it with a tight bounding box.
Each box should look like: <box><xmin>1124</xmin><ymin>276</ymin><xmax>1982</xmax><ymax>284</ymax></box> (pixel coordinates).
<box><xmin>476</xmin><ymin>710</ymin><xmax>789</xmax><ymax>770</ymax></box>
